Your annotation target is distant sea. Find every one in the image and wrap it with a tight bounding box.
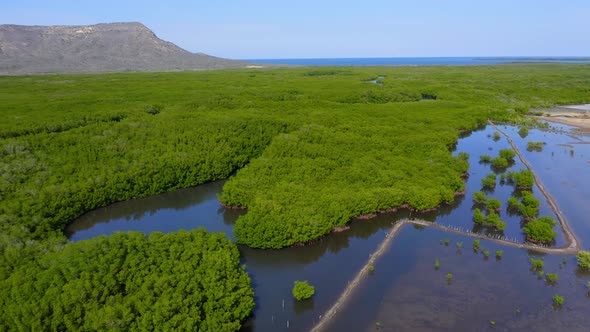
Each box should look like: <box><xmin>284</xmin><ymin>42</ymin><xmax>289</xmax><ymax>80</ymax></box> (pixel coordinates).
<box><xmin>245</xmin><ymin>57</ymin><xmax>590</xmax><ymax>66</ymax></box>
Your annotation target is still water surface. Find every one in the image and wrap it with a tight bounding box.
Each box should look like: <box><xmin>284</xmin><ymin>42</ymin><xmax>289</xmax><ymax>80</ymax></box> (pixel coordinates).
<box><xmin>66</xmin><ymin>124</ymin><xmax>590</xmax><ymax>331</ymax></box>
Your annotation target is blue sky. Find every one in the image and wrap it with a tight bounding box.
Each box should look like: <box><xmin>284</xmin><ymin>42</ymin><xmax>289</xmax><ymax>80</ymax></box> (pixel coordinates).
<box><xmin>2</xmin><ymin>0</ymin><xmax>589</xmax><ymax>59</ymax></box>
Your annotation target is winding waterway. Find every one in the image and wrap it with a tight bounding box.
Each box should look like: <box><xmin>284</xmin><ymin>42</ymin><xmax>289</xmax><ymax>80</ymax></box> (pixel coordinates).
<box><xmin>66</xmin><ymin>124</ymin><xmax>590</xmax><ymax>331</ymax></box>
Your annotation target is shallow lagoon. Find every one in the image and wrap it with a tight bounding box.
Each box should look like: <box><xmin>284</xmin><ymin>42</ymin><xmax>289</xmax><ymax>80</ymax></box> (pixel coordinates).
<box><xmin>66</xmin><ymin>124</ymin><xmax>590</xmax><ymax>331</ymax></box>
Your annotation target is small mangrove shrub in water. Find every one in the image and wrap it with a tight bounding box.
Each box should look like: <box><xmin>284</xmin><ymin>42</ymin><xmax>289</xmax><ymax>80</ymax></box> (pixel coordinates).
<box><xmin>524</xmin><ymin>216</ymin><xmax>557</xmax><ymax>243</ymax></box>
<box><xmin>481</xmin><ymin>173</ymin><xmax>497</xmax><ymax>188</ymax></box>
<box><xmin>491</xmin><ymin>157</ymin><xmax>509</xmax><ymax>168</ymax></box>
<box><xmin>368</xmin><ymin>265</ymin><xmax>375</xmax><ymax>272</ymax></box>
<box><xmin>473</xmin><ymin>208</ymin><xmax>485</xmax><ymax>224</ymax></box>
<box><xmin>493</xmin><ymin>131</ymin><xmax>501</xmax><ymax>141</ymax></box>
<box><xmin>507</xmin><ymin>170</ymin><xmax>534</xmax><ymax>188</ymax></box>
<box><xmin>485</xmin><ymin>212</ymin><xmax>506</xmax><ymax>230</ymax></box>
<box><xmin>530</xmin><ymin>258</ymin><xmax>544</xmax><ymax>270</ymax></box>
<box><xmin>472</xmin><ymin>191</ymin><xmax>488</xmax><ymax>204</ymax></box>
<box><xmin>435</xmin><ymin>260</ymin><xmax>440</xmax><ymax>270</ymax></box>
<box><xmin>552</xmin><ymin>295</ymin><xmax>564</xmax><ymax>306</ymax></box>
<box><xmin>473</xmin><ymin>240</ymin><xmax>480</xmax><ymax>251</ymax></box>
<box><xmin>480</xmin><ymin>154</ymin><xmax>492</xmax><ymax>163</ymax></box>
<box><xmin>518</xmin><ymin>127</ymin><xmax>529</xmax><ymax>138</ymax></box>
<box><xmin>499</xmin><ymin>149</ymin><xmax>516</xmax><ymax>160</ymax></box>
<box><xmin>496</xmin><ymin>250</ymin><xmax>503</xmax><ymax>258</ymax></box>
<box><xmin>527</xmin><ymin>141</ymin><xmax>545</xmax><ymax>152</ymax></box>
<box><xmin>577</xmin><ymin>251</ymin><xmax>590</xmax><ymax>269</ymax></box>
<box><xmin>508</xmin><ymin>191</ymin><xmax>540</xmax><ymax>219</ymax></box>
<box><xmin>456</xmin><ymin>242</ymin><xmax>463</xmax><ymax>249</ymax></box>
<box><xmin>546</xmin><ymin>273</ymin><xmax>558</xmax><ymax>283</ymax></box>
<box><xmin>292</xmin><ymin>280</ymin><xmax>315</xmax><ymax>301</ymax></box>
<box><xmin>447</xmin><ymin>273</ymin><xmax>453</xmax><ymax>281</ymax></box>
<box><xmin>483</xmin><ymin>251</ymin><xmax>490</xmax><ymax>258</ymax></box>
<box><xmin>487</xmin><ymin>198</ymin><xmax>502</xmax><ymax>211</ymax></box>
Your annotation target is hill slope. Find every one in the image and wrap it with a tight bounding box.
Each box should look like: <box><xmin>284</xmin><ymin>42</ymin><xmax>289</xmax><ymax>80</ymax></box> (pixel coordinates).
<box><xmin>0</xmin><ymin>22</ymin><xmax>250</xmax><ymax>74</ymax></box>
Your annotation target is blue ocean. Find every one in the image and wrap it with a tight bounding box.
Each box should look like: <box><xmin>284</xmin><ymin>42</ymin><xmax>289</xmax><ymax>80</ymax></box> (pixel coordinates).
<box><xmin>245</xmin><ymin>57</ymin><xmax>590</xmax><ymax>66</ymax></box>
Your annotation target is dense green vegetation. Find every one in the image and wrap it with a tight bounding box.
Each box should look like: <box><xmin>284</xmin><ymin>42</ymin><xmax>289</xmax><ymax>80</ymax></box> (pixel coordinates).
<box><xmin>481</xmin><ymin>173</ymin><xmax>497</xmax><ymax>188</ymax></box>
<box><xmin>487</xmin><ymin>198</ymin><xmax>502</xmax><ymax>211</ymax></box>
<box><xmin>507</xmin><ymin>170</ymin><xmax>535</xmax><ymax>188</ymax></box>
<box><xmin>490</xmin><ymin>149</ymin><xmax>515</xmax><ymax>169</ymax></box>
<box><xmin>473</xmin><ymin>208</ymin><xmax>485</xmax><ymax>223</ymax></box>
<box><xmin>292</xmin><ymin>280</ymin><xmax>315</xmax><ymax>300</ymax></box>
<box><xmin>1</xmin><ymin>65</ymin><xmax>589</xmax><ymax>325</ymax></box>
<box><xmin>508</xmin><ymin>191</ymin><xmax>541</xmax><ymax>219</ymax></box>
<box><xmin>3</xmin><ymin>65</ymin><xmax>589</xmax><ymax>251</ymax></box>
<box><xmin>523</xmin><ymin>216</ymin><xmax>557</xmax><ymax>243</ymax></box>
<box><xmin>472</xmin><ymin>191</ymin><xmax>488</xmax><ymax>204</ymax></box>
<box><xmin>499</xmin><ymin>149</ymin><xmax>516</xmax><ymax>160</ymax></box>
<box><xmin>577</xmin><ymin>251</ymin><xmax>590</xmax><ymax>269</ymax></box>
<box><xmin>491</xmin><ymin>156</ymin><xmax>509</xmax><ymax>168</ymax></box>
<box><xmin>0</xmin><ymin>229</ymin><xmax>254</xmax><ymax>331</ymax></box>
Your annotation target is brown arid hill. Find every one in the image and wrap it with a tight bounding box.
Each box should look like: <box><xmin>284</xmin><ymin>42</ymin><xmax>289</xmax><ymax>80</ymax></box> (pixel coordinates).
<box><xmin>0</xmin><ymin>22</ymin><xmax>253</xmax><ymax>74</ymax></box>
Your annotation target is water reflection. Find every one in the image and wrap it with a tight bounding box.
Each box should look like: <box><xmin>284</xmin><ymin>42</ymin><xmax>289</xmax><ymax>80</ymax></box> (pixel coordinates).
<box><xmin>65</xmin><ymin>124</ymin><xmax>587</xmax><ymax>331</ymax></box>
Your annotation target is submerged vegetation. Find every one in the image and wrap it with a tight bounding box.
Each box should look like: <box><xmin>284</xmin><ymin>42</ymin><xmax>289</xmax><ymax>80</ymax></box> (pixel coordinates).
<box><xmin>527</xmin><ymin>141</ymin><xmax>545</xmax><ymax>152</ymax></box>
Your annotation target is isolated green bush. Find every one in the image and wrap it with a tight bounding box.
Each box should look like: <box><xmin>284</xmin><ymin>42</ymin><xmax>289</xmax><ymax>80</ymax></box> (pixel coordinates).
<box><xmin>481</xmin><ymin>173</ymin><xmax>497</xmax><ymax>188</ymax></box>
<box><xmin>292</xmin><ymin>280</ymin><xmax>315</xmax><ymax>301</ymax></box>
<box><xmin>491</xmin><ymin>157</ymin><xmax>509</xmax><ymax>168</ymax></box>
<box><xmin>577</xmin><ymin>251</ymin><xmax>590</xmax><ymax>269</ymax></box>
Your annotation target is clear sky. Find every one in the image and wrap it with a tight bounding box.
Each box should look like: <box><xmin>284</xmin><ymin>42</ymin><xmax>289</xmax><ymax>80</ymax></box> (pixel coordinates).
<box><xmin>2</xmin><ymin>0</ymin><xmax>589</xmax><ymax>59</ymax></box>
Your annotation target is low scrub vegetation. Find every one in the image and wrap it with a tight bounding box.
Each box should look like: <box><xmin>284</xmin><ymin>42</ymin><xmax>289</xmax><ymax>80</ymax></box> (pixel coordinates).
<box><xmin>527</xmin><ymin>141</ymin><xmax>545</xmax><ymax>152</ymax></box>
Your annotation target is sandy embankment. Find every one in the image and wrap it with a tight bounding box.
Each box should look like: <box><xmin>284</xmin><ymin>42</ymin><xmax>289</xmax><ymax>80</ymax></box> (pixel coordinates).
<box><xmin>533</xmin><ymin>104</ymin><xmax>590</xmax><ymax>131</ymax></box>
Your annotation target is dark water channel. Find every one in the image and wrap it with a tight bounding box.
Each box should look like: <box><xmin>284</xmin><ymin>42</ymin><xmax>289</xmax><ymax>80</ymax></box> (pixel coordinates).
<box><xmin>66</xmin><ymin>125</ymin><xmax>589</xmax><ymax>331</ymax></box>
